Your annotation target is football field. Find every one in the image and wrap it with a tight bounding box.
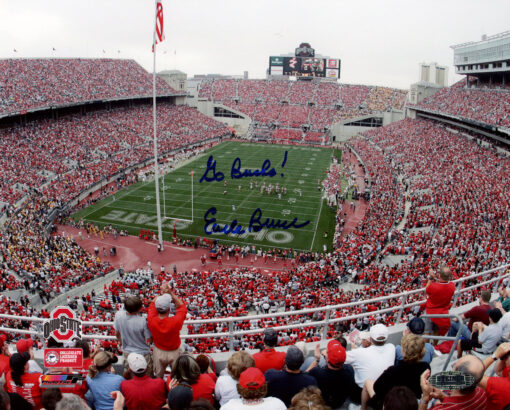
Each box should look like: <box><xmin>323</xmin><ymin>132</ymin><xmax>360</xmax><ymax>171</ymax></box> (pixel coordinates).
<box><xmin>72</xmin><ymin>141</ymin><xmax>339</xmax><ymax>252</ymax></box>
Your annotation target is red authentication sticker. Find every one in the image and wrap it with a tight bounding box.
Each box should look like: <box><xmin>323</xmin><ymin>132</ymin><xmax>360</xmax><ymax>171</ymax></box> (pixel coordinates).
<box><xmin>44</xmin><ymin>348</ymin><xmax>83</xmax><ymax>368</ymax></box>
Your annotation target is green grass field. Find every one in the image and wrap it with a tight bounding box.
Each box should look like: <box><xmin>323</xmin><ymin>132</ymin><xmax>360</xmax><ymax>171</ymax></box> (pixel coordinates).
<box><xmin>72</xmin><ymin>141</ymin><xmax>339</xmax><ymax>252</ymax></box>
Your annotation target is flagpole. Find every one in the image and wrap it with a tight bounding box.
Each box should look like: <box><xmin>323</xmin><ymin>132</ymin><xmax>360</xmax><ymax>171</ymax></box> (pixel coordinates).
<box><xmin>153</xmin><ymin>0</ymin><xmax>164</xmax><ymax>250</ymax></box>
<box><xmin>191</xmin><ymin>171</ymin><xmax>194</xmax><ymax>222</ymax></box>
<box><xmin>162</xmin><ymin>167</ymin><xmax>166</xmax><ymax>219</ymax></box>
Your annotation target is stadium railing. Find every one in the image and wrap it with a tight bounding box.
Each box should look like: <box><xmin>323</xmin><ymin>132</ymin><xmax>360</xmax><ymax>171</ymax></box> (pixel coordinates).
<box><xmin>420</xmin><ymin>313</ymin><xmax>464</xmax><ymax>371</ymax></box>
<box><xmin>0</xmin><ymin>264</ymin><xmax>508</xmax><ymax>349</ymax></box>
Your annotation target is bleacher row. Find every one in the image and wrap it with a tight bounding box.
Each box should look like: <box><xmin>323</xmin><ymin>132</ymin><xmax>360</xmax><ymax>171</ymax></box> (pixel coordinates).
<box><xmin>410</xmin><ymin>79</ymin><xmax>510</xmax><ymax>129</ymax></box>
<box><xmin>0</xmin><ymin>57</ymin><xmax>507</xmax><ymax>352</ymax></box>
<box><xmin>0</xmin><ymin>103</ymin><xmax>229</xmax><ymax>205</ymax></box>
<box><xmin>0</xmin><ymin>58</ymin><xmax>183</xmax><ymax>117</ymax></box>
<box><xmin>2</xmin><ymin>117</ymin><xmax>504</xmax><ymax>356</ymax></box>
<box><xmin>198</xmin><ymin>78</ymin><xmax>408</xmax><ymax>144</ymax></box>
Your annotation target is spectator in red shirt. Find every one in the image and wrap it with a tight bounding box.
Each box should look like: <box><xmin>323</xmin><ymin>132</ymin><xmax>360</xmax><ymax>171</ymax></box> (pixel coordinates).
<box><xmin>169</xmin><ymin>355</ymin><xmax>215</xmax><ymax>405</ymax></box>
<box><xmin>424</xmin><ymin>266</ymin><xmax>455</xmax><ymax>339</ymax></box>
<box><xmin>195</xmin><ymin>354</ymin><xmax>218</xmax><ymax>404</ymax></box>
<box><xmin>419</xmin><ymin>355</ymin><xmax>487</xmax><ymax>410</ymax></box>
<box><xmin>4</xmin><ymin>352</ymin><xmax>43</xmax><ymax>410</ymax></box>
<box><xmin>253</xmin><ymin>328</ymin><xmax>286</xmax><ymax>374</ymax></box>
<box><xmin>449</xmin><ymin>290</ymin><xmax>492</xmax><ymax>340</ymax></box>
<box><xmin>16</xmin><ymin>337</ymin><xmax>42</xmax><ymax>374</ymax></box>
<box><xmin>479</xmin><ymin>342</ymin><xmax>510</xmax><ymax>410</ymax></box>
<box><xmin>147</xmin><ymin>282</ymin><xmax>187</xmax><ymax>378</ymax></box>
<box><xmin>121</xmin><ymin>353</ymin><xmax>167</xmax><ymax>410</ymax></box>
<box><xmin>0</xmin><ymin>333</ymin><xmax>10</xmax><ymax>377</ymax></box>
<box><xmin>75</xmin><ymin>339</ymin><xmax>96</xmax><ymax>378</ymax></box>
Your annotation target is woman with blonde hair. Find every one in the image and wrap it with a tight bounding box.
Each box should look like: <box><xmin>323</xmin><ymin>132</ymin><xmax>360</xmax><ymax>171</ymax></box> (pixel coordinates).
<box><xmin>289</xmin><ymin>386</ymin><xmax>332</xmax><ymax>410</ymax></box>
<box><xmin>361</xmin><ymin>333</ymin><xmax>430</xmax><ymax>410</ymax></box>
<box><xmin>85</xmin><ymin>350</ymin><xmax>123</xmax><ymax>410</ymax></box>
<box><xmin>214</xmin><ymin>351</ymin><xmax>254</xmax><ymax>406</ymax></box>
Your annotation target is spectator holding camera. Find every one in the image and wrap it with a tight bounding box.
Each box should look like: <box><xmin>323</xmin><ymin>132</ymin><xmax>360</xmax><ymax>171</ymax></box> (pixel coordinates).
<box><xmin>424</xmin><ymin>266</ymin><xmax>455</xmax><ymax>338</ymax></box>
<box><xmin>148</xmin><ymin>282</ymin><xmax>187</xmax><ymax>378</ymax></box>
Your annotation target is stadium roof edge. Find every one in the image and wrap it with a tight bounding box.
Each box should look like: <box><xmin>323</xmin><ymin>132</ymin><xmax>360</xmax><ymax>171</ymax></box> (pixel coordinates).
<box><xmin>450</xmin><ymin>29</ymin><xmax>510</xmax><ymax>49</ymax></box>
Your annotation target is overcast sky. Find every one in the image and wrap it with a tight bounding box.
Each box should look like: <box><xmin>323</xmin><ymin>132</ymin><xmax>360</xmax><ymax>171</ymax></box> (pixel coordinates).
<box><xmin>1</xmin><ymin>0</ymin><xmax>509</xmax><ymax>89</ymax></box>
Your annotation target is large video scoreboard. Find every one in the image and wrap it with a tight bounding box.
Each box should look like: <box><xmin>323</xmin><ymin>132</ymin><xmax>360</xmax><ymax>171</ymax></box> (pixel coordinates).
<box><xmin>268</xmin><ymin>43</ymin><xmax>341</xmax><ymax>79</ymax></box>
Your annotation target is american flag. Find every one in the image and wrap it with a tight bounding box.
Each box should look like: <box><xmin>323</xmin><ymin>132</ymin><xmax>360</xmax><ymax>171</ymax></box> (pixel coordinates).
<box><xmin>153</xmin><ymin>0</ymin><xmax>165</xmax><ymax>51</ymax></box>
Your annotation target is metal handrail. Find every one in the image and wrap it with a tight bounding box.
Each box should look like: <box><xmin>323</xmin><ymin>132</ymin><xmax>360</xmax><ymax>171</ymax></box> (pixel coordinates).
<box><xmin>421</xmin><ymin>314</ymin><xmax>464</xmax><ymax>371</ymax></box>
<box><xmin>0</xmin><ymin>264</ymin><xmax>507</xmax><ymax>346</ymax></box>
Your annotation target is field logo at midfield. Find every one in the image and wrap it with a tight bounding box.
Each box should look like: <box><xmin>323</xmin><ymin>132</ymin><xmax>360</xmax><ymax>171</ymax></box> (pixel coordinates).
<box><xmin>207</xmin><ymin>226</ymin><xmax>294</xmax><ymax>244</ymax></box>
<box><xmin>101</xmin><ymin>210</ymin><xmax>190</xmax><ymax>230</ymax></box>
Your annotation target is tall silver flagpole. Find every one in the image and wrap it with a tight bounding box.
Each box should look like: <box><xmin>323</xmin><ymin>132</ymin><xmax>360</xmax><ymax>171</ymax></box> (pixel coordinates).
<box><xmin>162</xmin><ymin>168</ymin><xmax>166</xmax><ymax>219</ymax></box>
<box><xmin>153</xmin><ymin>0</ymin><xmax>164</xmax><ymax>250</ymax></box>
<box><xmin>191</xmin><ymin>171</ymin><xmax>194</xmax><ymax>222</ymax></box>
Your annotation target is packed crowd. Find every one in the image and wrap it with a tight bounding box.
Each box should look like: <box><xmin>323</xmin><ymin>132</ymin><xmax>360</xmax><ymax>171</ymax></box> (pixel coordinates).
<box><xmin>0</xmin><ymin>138</ymin><xmax>225</xmax><ymax>327</ymax></box>
<box><xmin>198</xmin><ymin>78</ymin><xmax>407</xmax><ymax>144</ymax></box>
<box><xmin>4</xmin><ymin>280</ymin><xmax>510</xmax><ymax>410</ymax></box>
<box><xmin>0</xmin><ymin>58</ymin><xmax>182</xmax><ymax>116</ymax></box>
<box><xmin>362</xmin><ymin>118</ymin><xmax>509</xmax><ymax>281</ymax></box>
<box><xmin>0</xmin><ymin>103</ymin><xmax>229</xmax><ymax>205</ymax></box>
<box><xmin>1</xmin><ymin>196</ymin><xmax>114</xmax><ymax>301</ymax></box>
<box><xmin>0</xmin><ymin>59</ymin><xmax>184</xmax><ymax>115</ymax></box>
<box><xmin>2</xmin><ymin>113</ymin><xmax>508</xmax><ymax>354</ymax></box>
<box><xmin>0</xmin><ymin>66</ymin><xmax>509</xmax><ymax>409</ymax></box>
<box><xmin>412</xmin><ymin>79</ymin><xmax>510</xmax><ymax>128</ymax></box>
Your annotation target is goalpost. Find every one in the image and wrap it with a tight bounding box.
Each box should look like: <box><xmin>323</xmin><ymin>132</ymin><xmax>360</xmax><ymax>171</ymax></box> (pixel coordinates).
<box><xmin>160</xmin><ymin>169</ymin><xmax>194</xmax><ymax>224</ymax></box>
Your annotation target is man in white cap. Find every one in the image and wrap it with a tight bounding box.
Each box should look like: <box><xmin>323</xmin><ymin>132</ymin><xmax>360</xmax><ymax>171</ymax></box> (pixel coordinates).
<box><xmin>344</xmin><ymin>323</ymin><xmax>395</xmax><ymax>403</ymax></box>
<box><xmin>120</xmin><ymin>353</ymin><xmax>166</xmax><ymax>410</ymax></box>
<box><xmin>147</xmin><ymin>282</ymin><xmax>187</xmax><ymax>378</ymax></box>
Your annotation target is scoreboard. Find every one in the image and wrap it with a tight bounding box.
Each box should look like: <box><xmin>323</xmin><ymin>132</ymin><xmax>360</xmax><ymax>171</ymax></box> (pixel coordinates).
<box><xmin>269</xmin><ymin>56</ymin><xmax>341</xmax><ymax>79</ymax></box>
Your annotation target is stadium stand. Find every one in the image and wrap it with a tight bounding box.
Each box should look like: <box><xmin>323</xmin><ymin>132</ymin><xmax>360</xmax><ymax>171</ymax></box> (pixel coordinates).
<box><xmin>410</xmin><ymin>79</ymin><xmax>510</xmax><ymax>128</ymax></box>
<box><xmin>1</xmin><ymin>57</ymin><xmax>510</xmax><ymax>410</ymax></box>
<box><xmin>0</xmin><ymin>58</ymin><xmax>182</xmax><ymax>117</ymax></box>
<box><xmin>197</xmin><ymin>78</ymin><xmax>407</xmax><ymax>145</ymax></box>
<box><xmin>0</xmin><ymin>103</ymin><xmax>229</xmax><ymax>204</ymax></box>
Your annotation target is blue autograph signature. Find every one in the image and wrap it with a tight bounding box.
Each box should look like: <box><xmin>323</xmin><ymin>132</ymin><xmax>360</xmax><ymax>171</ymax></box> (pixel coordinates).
<box><xmin>199</xmin><ymin>151</ymin><xmax>288</xmax><ymax>183</ymax></box>
<box><xmin>203</xmin><ymin>207</ymin><xmax>310</xmax><ymax>235</ymax></box>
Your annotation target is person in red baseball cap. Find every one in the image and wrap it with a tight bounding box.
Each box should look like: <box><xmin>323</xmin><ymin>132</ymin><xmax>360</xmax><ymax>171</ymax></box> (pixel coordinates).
<box><xmin>306</xmin><ymin>340</ymin><xmax>356</xmax><ymax>408</ymax></box>
<box><xmin>16</xmin><ymin>337</ymin><xmax>42</xmax><ymax>374</ymax></box>
<box><xmin>220</xmin><ymin>367</ymin><xmax>286</xmax><ymax>409</ymax></box>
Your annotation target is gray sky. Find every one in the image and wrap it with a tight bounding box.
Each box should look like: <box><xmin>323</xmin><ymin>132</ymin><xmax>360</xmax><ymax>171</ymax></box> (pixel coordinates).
<box><xmin>1</xmin><ymin>0</ymin><xmax>509</xmax><ymax>89</ymax></box>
